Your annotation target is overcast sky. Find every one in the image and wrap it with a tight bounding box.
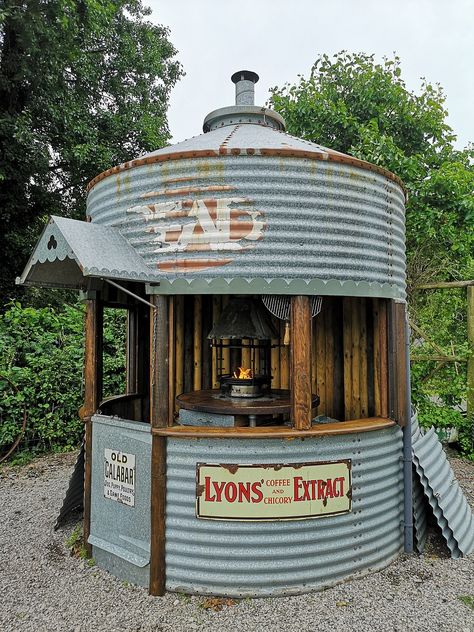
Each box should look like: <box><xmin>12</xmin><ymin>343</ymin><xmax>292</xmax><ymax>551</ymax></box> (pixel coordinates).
<box><xmin>148</xmin><ymin>0</ymin><xmax>473</xmax><ymax>150</ymax></box>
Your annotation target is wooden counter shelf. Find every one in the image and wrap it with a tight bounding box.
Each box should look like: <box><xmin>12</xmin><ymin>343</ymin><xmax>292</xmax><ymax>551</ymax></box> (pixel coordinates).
<box><xmin>152</xmin><ymin>417</ymin><xmax>395</xmax><ymax>439</ymax></box>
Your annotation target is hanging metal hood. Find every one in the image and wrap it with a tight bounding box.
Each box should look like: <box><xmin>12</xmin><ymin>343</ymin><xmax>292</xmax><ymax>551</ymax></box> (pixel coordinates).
<box><xmin>207</xmin><ymin>297</ymin><xmax>278</xmax><ymax>340</ymax></box>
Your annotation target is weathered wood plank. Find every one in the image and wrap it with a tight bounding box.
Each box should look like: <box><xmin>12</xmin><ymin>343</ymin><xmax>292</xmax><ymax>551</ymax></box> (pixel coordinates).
<box><xmin>83</xmin><ymin>296</ymin><xmax>103</xmax><ymax>557</ymax></box>
<box><xmin>279</xmin><ymin>320</ymin><xmax>290</xmax><ymax>390</ymax></box>
<box><xmin>360</xmin><ymin>299</ymin><xmax>368</xmax><ymax>418</ymax></box>
<box><xmin>149</xmin><ymin>294</ymin><xmax>168</xmax><ymax>596</ymax></box>
<box><xmin>325</xmin><ymin>300</ymin><xmax>335</xmax><ymax>418</ymax></box>
<box><xmin>291</xmin><ymin>296</ymin><xmax>312</xmax><ymax>430</ymax></box>
<box><xmin>193</xmin><ymin>296</ymin><xmax>202</xmax><ymax>391</ymax></box>
<box><xmin>342</xmin><ymin>298</ymin><xmax>352</xmax><ymax>420</ymax></box>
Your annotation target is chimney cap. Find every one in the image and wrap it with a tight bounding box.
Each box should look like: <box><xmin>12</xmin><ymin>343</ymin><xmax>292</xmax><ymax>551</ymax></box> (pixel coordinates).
<box><xmin>231</xmin><ymin>70</ymin><xmax>259</xmax><ymax>85</ymax></box>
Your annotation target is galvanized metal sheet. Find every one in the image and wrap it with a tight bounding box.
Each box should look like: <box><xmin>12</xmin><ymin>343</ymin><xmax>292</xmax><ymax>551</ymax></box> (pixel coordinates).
<box><xmin>54</xmin><ymin>442</ymin><xmax>84</xmax><ymax>530</ymax></box>
<box><xmin>165</xmin><ymin>425</ymin><xmax>403</xmax><ymax>597</ymax></box>
<box><xmin>89</xmin><ymin>415</ymin><xmax>152</xmax><ymax>588</ymax></box>
<box><xmin>17</xmin><ymin>216</ymin><xmax>155</xmax><ymax>289</ymax></box>
<box><xmin>412</xmin><ymin>468</ymin><xmax>428</xmax><ymax>554</ymax></box>
<box><xmin>87</xmin><ymin>149</ymin><xmax>406</xmax><ymax>298</ymax></box>
<box><xmin>412</xmin><ymin>426</ymin><xmax>474</xmax><ymax>558</ymax></box>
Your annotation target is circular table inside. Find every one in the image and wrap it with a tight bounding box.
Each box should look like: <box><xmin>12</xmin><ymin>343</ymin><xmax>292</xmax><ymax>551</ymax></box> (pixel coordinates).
<box><xmin>176</xmin><ymin>389</ymin><xmax>320</xmax><ymax>416</ymax></box>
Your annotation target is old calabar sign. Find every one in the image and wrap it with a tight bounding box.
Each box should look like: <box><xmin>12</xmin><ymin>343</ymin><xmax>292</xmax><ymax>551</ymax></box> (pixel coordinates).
<box><xmin>196</xmin><ymin>460</ymin><xmax>352</xmax><ymax>521</ymax></box>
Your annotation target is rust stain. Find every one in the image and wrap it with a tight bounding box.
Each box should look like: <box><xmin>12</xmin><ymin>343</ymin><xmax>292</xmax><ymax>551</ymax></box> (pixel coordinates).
<box><xmin>140</xmin><ymin>185</ymin><xmax>234</xmax><ymax>199</ymax></box>
<box><xmin>164</xmin><ymin>230</ymin><xmax>182</xmax><ymax>243</ymax></box>
<box><xmin>157</xmin><ymin>258</ymin><xmax>233</xmax><ymax>272</ymax></box>
<box><xmin>221</xmin><ymin>464</ymin><xmax>239</xmax><ymax>475</ymax></box>
<box><xmin>87</xmin><ymin>146</ymin><xmax>406</xmax><ymax>201</ymax></box>
<box><xmin>162</xmin><ymin>176</ymin><xmax>198</xmax><ymax>185</ymax></box>
<box><xmin>196</xmin><ymin>483</ymin><xmax>205</xmax><ymax>497</ymax></box>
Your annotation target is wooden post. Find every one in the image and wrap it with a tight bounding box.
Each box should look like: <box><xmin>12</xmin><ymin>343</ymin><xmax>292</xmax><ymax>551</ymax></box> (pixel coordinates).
<box><xmin>175</xmin><ymin>295</ymin><xmax>184</xmax><ymax>399</ymax></box>
<box><xmin>193</xmin><ymin>296</ymin><xmax>202</xmax><ymax>391</ymax></box>
<box><xmin>149</xmin><ymin>295</ymin><xmax>169</xmax><ymax>596</ymax></box>
<box><xmin>83</xmin><ymin>295</ymin><xmax>103</xmax><ymax>557</ymax></box>
<box><xmin>316</xmin><ymin>308</ymin><xmax>326</xmax><ymax>415</ymax></box>
<box><xmin>343</xmin><ymin>298</ymin><xmax>352</xmax><ymax>420</ymax></box>
<box><xmin>467</xmin><ymin>286</ymin><xmax>474</xmax><ymax>445</ymax></box>
<box><xmin>167</xmin><ymin>297</ymin><xmax>175</xmax><ymax>426</ymax></box>
<box><xmin>324</xmin><ymin>302</ymin><xmax>335</xmax><ymax>418</ymax></box>
<box><xmin>290</xmin><ymin>296</ymin><xmax>312</xmax><ymax>430</ymax></box>
<box><xmin>392</xmin><ymin>301</ymin><xmax>409</xmax><ymax>426</ymax></box>
<box><xmin>359</xmin><ymin>300</ymin><xmax>368</xmax><ymax>418</ymax></box>
<box><xmin>271</xmin><ymin>320</ymin><xmax>280</xmax><ymax>389</ymax></box>
<box><xmin>280</xmin><ymin>320</ymin><xmax>290</xmax><ymax>389</ymax></box>
<box><xmin>373</xmin><ymin>299</ymin><xmax>389</xmax><ymax>418</ymax></box>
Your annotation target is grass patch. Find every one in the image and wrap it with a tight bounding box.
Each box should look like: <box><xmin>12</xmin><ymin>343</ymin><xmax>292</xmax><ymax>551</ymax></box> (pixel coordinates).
<box><xmin>458</xmin><ymin>595</ymin><xmax>474</xmax><ymax>610</ymax></box>
<box><xmin>65</xmin><ymin>525</ymin><xmax>88</xmax><ymax>559</ymax></box>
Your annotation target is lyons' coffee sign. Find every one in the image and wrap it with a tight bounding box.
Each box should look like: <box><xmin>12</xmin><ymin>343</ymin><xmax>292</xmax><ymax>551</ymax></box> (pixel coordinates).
<box><xmin>196</xmin><ymin>460</ymin><xmax>352</xmax><ymax>521</ymax></box>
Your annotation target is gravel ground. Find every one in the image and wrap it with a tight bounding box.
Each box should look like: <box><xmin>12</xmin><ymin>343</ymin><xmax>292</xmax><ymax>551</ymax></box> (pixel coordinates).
<box><xmin>0</xmin><ymin>451</ymin><xmax>473</xmax><ymax>632</ymax></box>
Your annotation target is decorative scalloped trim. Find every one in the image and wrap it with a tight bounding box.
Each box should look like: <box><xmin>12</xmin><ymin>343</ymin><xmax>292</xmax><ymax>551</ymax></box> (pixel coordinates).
<box><xmin>146</xmin><ymin>276</ymin><xmax>405</xmax><ymax>299</ymax></box>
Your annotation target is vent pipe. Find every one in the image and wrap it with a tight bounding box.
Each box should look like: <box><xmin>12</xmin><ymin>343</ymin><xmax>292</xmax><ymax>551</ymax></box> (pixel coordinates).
<box><xmin>231</xmin><ymin>70</ymin><xmax>259</xmax><ymax>105</ymax></box>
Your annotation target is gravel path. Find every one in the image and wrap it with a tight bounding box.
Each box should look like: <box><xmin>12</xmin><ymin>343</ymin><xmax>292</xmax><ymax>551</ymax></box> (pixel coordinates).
<box><xmin>0</xmin><ymin>451</ymin><xmax>473</xmax><ymax>632</ymax></box>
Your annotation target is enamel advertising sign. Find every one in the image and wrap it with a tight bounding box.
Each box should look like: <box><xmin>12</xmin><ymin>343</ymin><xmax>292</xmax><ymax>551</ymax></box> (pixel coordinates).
<box><xmin>196</xmin><ymin>460</ymin><xmax>352</xmax><ymax>521</ymax></box>
<box><xmin>104</xmin><ymin>449</ymin><xmax>136</xmax><ymax>507</ymax></box>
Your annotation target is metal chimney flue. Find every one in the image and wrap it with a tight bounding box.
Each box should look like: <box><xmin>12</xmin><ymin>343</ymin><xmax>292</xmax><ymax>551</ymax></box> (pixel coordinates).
<box><xmin>231</xmin><ymin>70</ymin><xmax>259</xmax><ymax>105</ymax></box>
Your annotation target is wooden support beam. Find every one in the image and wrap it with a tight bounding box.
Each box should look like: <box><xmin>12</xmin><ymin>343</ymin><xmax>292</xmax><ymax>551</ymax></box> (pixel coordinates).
<box><xmin>167</xmin><ymin>297</ymin><xmax>175</xmax><ymax>426</ymax></box>
<box><xmin>325</xmin><ymin>301</ymin><xmax>335</xmax><ymax>418</ymax></box>
<box><xmin>467</xmin><ymin>286</ymin><xmax>474</xmax><ymax>445</ymax></box>
<box><xmin>271</xmin><ymin>316</ymin><xmax>280</xmax><ymax>389</ymax></box>
<box><xmin>149</xmin><ymin>295</ymin><xmax>169</xmax><ymax>597</ymax></box>
<box><xmin>392</xmin><ymin>301</ymin><xmax>409</xmax><ymax>426</ymax></box>
<box><xmin>279</xmin><ymin>320</ymin><xmax>290</xmax><ymax>389</ymax></box>
<box><xmin>415</xmin><ymin>280</ymin><xmax>474</xmax><ymax>290</ymax></box>
<box><xmin>290</xmin><ymin>296</ymin><xmax>312</xmax><ymax>430</ymax></box>
<box><xmin>316</xmin><ymin>307</ymin><xmax>326</xmax><ymax>415</ymax></box>
<box><xmin>82</xmin><ymin>296</ymin><xmax>103</xmax><ymax>557</ymax></box>
<box><xmin>342</xmin><ymin>298</ymin><xmax>352</xmax><ymax>420</ymax></box>
<box><xmin>175</xmin><ymin>295</ymin><xmax>184</xmax><ymax>399</ymax></box>
<box><xmin>193</xmin><ymin>296</ymin><xmax>203</xmax><ymax>391</ymax></box>
<box><xmin>359</xmin><ymin>300</ymin><xmax>368</xmax><ymax>418</ymax></box>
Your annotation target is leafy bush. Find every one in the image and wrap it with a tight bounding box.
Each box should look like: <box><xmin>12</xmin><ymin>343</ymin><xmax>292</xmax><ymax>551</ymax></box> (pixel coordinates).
<box><xmin>0</xmin><ymin>302</ymin><xmax>126</xmax><ymax>458</ymax></box>
<box><xmin>410</xmin><ymin>287</ymin><xmax>473</xmax><ymax>460</ymax></box>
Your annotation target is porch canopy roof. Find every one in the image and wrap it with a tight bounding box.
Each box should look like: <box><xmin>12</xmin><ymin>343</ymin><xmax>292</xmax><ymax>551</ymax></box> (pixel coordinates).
<box><xmin>17</xmin><ymin>216</ymin><xmax>156</xmax><ymax>290</ymax></box>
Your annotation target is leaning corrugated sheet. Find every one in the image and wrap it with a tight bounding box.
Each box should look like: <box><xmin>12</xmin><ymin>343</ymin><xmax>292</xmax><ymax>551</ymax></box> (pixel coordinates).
<box><xmin>412</xmin><ymin>426</ymin><xmax>474</xmax><ymax>558</ymax></box>
<box><xmin>412</xmin><ymin>469</ymin><xmax>429</xmax><ymax>554</ymax></box>
<box><xmin>55</xmin><ymin>442</ymin><xmax>84</xmax><ymax>530</ymax></box>
<box><xmin>165</xmin><ymin>426</ymin><xmax>403</xmax><ymax>597</ymax></box>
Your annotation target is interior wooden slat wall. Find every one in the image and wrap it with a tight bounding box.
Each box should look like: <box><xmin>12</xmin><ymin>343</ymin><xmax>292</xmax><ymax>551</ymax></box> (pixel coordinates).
<box><xmin>171</xmin><ymin>294</ymin><xmax>386</xmax><ymax>423</ymax></box>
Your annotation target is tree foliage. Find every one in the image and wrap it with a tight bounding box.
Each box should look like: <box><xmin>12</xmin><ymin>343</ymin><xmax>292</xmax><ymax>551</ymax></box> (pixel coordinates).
<box><xmin>0</xmin><ymin>301</ymin><xmax>126</xmax><ymax>457</ymax></box>
<box><xmin>269</xmin><ymin>52</ymin><xmax>474</xmax><ymax>288</ymax></box>
<box><xmin>270</xmin><ymin>53</ymin><xmax>474</xmax><ymax>455</ymax></box>
<box><xmin>0</xmin><ymin>0</ymin><xmax>183</xmax><ymax>300</ymax></box>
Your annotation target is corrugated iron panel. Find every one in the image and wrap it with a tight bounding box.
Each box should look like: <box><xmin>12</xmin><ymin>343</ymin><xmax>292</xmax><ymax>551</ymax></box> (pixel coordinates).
<box><xmin>412</xmin><ymin>426</ymin><xmax>474</xmax><ymax>558</ymax></box>
<box><xmin>17</xmin><ymin>216</ymin><xmax>155</xmax><ymax>289</ymax></box>
<box><xmin>412</xmin><ymin>469</ymin><xmax>428</xmax><ymax>554</ymax></box>
<box><xmin>54</xmin><ymin>442</ymin><xmax>84</xmax><ymax>530</ymax></box>
<box><xmin>165</xmin><ymin>426</ymin><xmax>403</xmax><ymax>597</ymax></box>
<box><xmin>87</xmin><ymin>153</ymin><xmax>406</xmax><ymax>298</ymax></box>
<box><xmin>89</xmin><ymin>415</ymin><xmax>152</xmax><ymax>588</ymax></box>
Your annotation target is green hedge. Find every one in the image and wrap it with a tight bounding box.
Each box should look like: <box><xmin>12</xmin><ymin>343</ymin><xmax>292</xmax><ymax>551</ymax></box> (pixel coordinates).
<box><xmin>1</xmin><ymin>300</ymin><xmax>472</xmax><ymax>461</ymax></box>
<box><xmin>0</xmin><ymin>302</ymin><xmax>125</xmax><ymax>457</ymax></box>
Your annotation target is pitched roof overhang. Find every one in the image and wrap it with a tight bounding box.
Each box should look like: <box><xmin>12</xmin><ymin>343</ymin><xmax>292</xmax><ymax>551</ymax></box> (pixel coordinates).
<box><xmin>16</xmin><ymin>216</ymin><xmax>156</xmax><ymax>290</ymax></box>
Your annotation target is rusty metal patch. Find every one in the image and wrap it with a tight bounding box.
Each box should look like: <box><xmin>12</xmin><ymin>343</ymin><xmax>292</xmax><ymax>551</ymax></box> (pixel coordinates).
<box><xmin>128</xmin><ymin>189</ymin><xmax>266</xmax><ymax>272</ymax></box>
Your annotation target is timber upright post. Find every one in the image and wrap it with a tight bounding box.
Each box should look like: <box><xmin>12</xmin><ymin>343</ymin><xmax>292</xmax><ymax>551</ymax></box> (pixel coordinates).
<box><xmin>290</xmin><ymin>296</ymin><xmax>313</xmax><ymax>430</ymax></box>
<box><xmin>149</xmin><ymin>295</ymin><xmax>169</xmax><ymax>596</ymax></box>
<box><xmin>468</xmin><ymin>286</ymin><xmax>474</xmax><ymax>447</ymax></box>
<box><xmin>82</xmin><ymin>292</ymin><xmax>103</xmax><ymax>557</ymax></box>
